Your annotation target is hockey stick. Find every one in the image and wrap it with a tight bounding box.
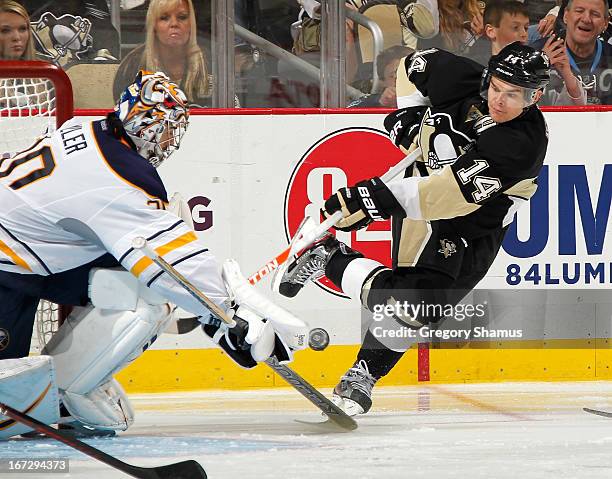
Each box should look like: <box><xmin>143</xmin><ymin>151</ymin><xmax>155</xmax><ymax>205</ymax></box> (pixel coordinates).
<box><xmin>133</xmin><ymin>238</ymin><xmax>358</xmax><ymax>431</ymax></box>
<box><xmin>0</xmin><ymin>402</ymin><xmax>207</xmax><ymax>479</ymax></box>
<box><xmin>583</xmin><ymin>407</ymin><xmax>612</xmax><ymax>418</ymax></box>
<box><xmin>247</xmin><ymin>147</ymin><xmax>422</xmax><ymax>285</ymax></box>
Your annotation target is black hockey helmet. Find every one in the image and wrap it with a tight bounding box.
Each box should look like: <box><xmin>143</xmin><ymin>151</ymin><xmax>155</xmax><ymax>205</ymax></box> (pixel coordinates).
<box><xmin>481</xmin><ymin>42</ymin><xmax>550</xmax><ymax>104</ymax></box>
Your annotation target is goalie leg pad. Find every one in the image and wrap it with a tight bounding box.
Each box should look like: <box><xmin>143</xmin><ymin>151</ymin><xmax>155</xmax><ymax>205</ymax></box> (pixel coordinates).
<box><xmin>0</xmin><ymin>356</ymin><xmax>60</xmax><ymax>439</ymax></box>
<box><xmin>61</xmin><ymin>378</ymin><xmax>134</xmax><ymax>431</ymax></box>
<box><xmin>89</xmin><ymin>267</ymin><xmax>167</xmax><ymax>310</ymax></box>
<box><xmin>42</xmin><ymin>300</ymin><xmax>172</xmax><ymax>429</ymax></box>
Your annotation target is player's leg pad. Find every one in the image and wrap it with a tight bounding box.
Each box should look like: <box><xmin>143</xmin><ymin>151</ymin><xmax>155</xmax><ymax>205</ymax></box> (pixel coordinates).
<box><xmin>0</xmin><ymin>356</ymin><xmax>60</xmax><ymax>439</ymax></box>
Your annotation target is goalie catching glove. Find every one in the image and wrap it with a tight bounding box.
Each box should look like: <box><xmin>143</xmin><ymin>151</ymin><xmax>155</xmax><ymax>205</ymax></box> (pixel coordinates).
<box><xmin>203</xmin><ymin>259</ymin><xmax>309</xmax><ymax>369</ymax></box>
<box><xmin>322</xmin><ymin>177</ymin><xmax>404</xmax><ymax>232</ymax></box>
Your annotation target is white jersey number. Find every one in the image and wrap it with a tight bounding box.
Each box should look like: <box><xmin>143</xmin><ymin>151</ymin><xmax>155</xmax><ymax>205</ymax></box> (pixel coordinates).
<box><xmin>0</xmin><ymin>146</ymin><xmax>55</xmax><ymax>190</ymax></box>
<box><xmin>456</xmin><ymin>159</ymin><xmax>502</xmax><ymax>202</ymax></box>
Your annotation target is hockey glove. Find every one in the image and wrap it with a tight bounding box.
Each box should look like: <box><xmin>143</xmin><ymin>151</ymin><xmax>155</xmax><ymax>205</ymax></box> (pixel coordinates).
<box><xmin>202</xmin><ymin>305</ymin><xmax>274</xmax><ymax>369</ymax></box>
<box><xmin>384</xmin><ymin>107</ymin><xmax>426</xmax><ymax>151</ymax></box>
<box><xmin>322</xmin><ymin>177</ymin><xmax>404</xmax><ymax>232</ymax></box>
<box><xmin>202</xmin><ymin>305</ymin><xmax>294</xmax><ymax>369</ymax></box>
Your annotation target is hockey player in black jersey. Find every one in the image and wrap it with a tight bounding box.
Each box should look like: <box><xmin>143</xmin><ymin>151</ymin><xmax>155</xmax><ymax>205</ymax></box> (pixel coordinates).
<box><xmin>278</xmin><ymin>42</ymin><xmax>551</xmax><ymax>416</ymax></box>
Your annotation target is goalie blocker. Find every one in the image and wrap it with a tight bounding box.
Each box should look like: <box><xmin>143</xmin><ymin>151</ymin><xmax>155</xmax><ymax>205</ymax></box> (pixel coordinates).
<box><xmin>200</xmin><ymin>259</ymin><xmax>309</xmax><ymax>369</ymax></box>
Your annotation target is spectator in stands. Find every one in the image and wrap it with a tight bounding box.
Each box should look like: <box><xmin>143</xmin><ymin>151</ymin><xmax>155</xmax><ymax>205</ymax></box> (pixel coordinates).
<box><xmin>397</xmin><ymin>0</ymin><xmax>485</xmax><ymax>56</ymax></box>
<box><xmin>113</xmin><ymin>0</ymin><xmax>214</xmax><ymax>107</ymax></box>
<box><xmin>537</xmin><ymin>0</ymin><xmax>612</xmax><ymax>41</ymax></box>
<box><xmin>533</xmin><ymin>0</ymin><xmax>612</xmax><ymax>104</ymax></box>
<box><xmin>348</xmin><ymin>45</ymin><xmax>414</xmax><ymax>108</ymax></box>
<box><xmin>471</xmin><ymin>0</ymin><xmax>585</xmax><ymax>104</ymax></box>
<box><xmin>0</xmin><ymin>0</ymin><xmax>34</xmax><ymax>60</ymax></box>
<box><xmin>470</xmin><ymin>0</ymin><xmax>530</xmax><ymax>63</ymax></box>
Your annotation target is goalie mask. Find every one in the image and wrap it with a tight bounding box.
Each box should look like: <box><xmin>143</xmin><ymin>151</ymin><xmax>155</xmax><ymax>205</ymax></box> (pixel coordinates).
<box><xmin>115</xmin><ymin>71</ymin><xmax>189</xmax><ymax>167</ymax></box>
<box><xmin>480</xmin><ymin>42</ymin><xmax>550</xmax><ymax>108</ymax></box>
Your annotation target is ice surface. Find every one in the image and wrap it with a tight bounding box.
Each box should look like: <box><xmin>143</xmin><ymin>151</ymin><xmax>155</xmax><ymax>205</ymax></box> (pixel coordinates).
<box><xmin>5</xmin><ymin>381</ymin><xmax>612</xmax><ymax>478</ymax></box>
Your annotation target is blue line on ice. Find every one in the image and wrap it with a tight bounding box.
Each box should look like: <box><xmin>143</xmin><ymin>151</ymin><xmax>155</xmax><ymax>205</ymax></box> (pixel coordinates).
<box><xmin>2</xmin><ymin>436</ymin><xmax>307</xmax><ymax>459</ymax></box>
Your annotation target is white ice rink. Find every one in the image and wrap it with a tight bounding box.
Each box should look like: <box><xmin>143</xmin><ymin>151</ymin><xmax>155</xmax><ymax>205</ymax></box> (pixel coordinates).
<box><xmin>5</xmin><ymin>381</ymin><xmax>612</xmax><ymax>478</ymax></box>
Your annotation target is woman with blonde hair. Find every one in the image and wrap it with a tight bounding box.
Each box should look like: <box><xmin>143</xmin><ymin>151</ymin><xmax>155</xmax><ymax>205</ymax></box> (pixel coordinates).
<box><xmin>0</xmin><ymin>0</ymin><xmax>35</xmax><ymax>60</ymax></box>
<box><xmin>113</xmin><ymin>0</ymin><xmax>212</xmax><ymax>106</ymax></box>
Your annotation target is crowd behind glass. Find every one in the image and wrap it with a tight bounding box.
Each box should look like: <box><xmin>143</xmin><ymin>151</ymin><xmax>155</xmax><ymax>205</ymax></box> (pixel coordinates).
<box><xmin>0</xmin><ymin>0</ymin><xmax>610</xmax><ymax>108</ymax></box>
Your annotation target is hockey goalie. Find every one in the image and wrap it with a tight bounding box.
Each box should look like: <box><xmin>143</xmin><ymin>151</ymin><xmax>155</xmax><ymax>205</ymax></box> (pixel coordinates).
<box><xmin>0</xmin><ymin>71</ymin><xmax>308</xmax><ymax>439</ymax></box>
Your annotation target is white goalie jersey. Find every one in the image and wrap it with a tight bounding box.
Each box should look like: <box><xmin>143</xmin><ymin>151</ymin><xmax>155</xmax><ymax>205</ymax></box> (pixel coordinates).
<box><xmin>0</xmin><ymin>116</ymin><xmax>229</xmax><ymax>317</ymax></box>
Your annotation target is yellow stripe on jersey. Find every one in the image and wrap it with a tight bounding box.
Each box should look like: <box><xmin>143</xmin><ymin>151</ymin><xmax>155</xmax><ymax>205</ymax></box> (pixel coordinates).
<box><xmin>0</xmin><ymin>239</ymin><xmax>32</xmax><ymax>272</ymax></box>
<box><xmin>131</xmin><ymin>231</ymin><xmax>197</xmax><ymax>277</ymax></box>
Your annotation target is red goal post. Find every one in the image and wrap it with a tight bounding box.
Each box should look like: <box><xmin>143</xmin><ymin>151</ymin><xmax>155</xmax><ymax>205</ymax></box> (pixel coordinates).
<box><xmin>0</xmin><ymin>61</ymin><xmax>74</xmax><ymax>351</ymax></box>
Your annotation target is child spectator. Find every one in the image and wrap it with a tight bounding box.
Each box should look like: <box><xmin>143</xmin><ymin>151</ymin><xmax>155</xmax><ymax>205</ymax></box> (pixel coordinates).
<box><xmin>348</xmin><ymin>45</ymin><xmax>414</xmax><ymax>108</ymax></box>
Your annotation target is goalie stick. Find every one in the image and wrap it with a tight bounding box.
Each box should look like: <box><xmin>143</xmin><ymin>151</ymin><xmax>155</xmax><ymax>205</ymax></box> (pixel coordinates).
<box><xmin>247</xmin><ymin>147</ymin><xmax>423</xmax><ymax>285</ymax></box>
<box><xmin>583</xmin><ymin>407</ymin><xmax>612</xmax><ymax>418</ymax></box>
<box><xmin>0</xmin><ymin>402</ymin><xmax>207</xmax><ymax>479</ymax></box>
<box><xmin>133</xmin><ymin>238</ymin><xmax>358</xmax><ymax>431</ymax></box>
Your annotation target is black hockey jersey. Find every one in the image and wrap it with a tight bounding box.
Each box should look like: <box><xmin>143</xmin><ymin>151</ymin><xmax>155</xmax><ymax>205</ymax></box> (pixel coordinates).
<box><xmin>386</xmin><ymin>48</ymin><xmax>548</xmax><ymax>267</ymax></box>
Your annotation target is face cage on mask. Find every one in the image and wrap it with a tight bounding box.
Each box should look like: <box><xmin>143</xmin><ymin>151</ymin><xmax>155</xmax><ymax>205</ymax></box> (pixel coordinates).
<box><xmin>138</xmin><ymin>117</ymin><xmax>188</xmax><ymax>168</ymax></box>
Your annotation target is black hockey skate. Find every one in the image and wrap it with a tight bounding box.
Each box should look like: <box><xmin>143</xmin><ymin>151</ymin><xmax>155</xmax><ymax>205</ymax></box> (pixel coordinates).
<box><xmin>332</xmin><ymin>360</ymin><xmax>377</xmax><ymax>416</ymax></box>
<box><xmin>278</xmin><ymin>232</ymin><xmax>340</xmax><ymax>298</ymax></box>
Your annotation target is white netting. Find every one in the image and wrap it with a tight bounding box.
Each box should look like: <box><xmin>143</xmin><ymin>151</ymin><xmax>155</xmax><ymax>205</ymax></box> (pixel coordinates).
<box><xmin>0</xmin><ymin>77</ymin><xmax>56</xmax><ymax>157</ymax></box>
<box><xmin>34</xmin><ymin>300</ymin><xmax>61</xmax><ymax>351</ymax></box>
<box><xmin>0</xmin><ymin>64</ymin><xmax>69</xmax><ymax>352</ymax></box>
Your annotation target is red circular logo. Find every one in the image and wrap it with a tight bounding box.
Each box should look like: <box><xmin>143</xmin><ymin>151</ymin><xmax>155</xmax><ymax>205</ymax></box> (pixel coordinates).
<box><xmin>284</xmin><ymin>128</ymin><xmax>406</xmax><ymax>297</ymax></box>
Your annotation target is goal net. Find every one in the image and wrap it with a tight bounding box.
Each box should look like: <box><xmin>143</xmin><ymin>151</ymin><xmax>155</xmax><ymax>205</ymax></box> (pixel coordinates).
<box><xmin>0</xmin><ymin>61</ymin><xmax>74</xmax><ymax>352</ymax></box>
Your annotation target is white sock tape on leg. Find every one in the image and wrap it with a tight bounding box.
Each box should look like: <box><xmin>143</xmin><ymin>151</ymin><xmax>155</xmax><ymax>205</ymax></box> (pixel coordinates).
<box><xmin>341</xmin><ymin>258</ymin><xmax>385</xmax><ymax>302</ymax></box>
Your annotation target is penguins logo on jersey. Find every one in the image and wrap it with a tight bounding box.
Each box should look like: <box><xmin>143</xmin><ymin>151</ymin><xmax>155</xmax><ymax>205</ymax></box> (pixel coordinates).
<box><xmin>418</xmin><ymin>110</ymin><xmax>474</xmax><ymax>169</ymax></box>
<box><xmin>31</xmin><ymin>13</ymin><xmax>93</xmax><ymax>68</ymax></box>
<box><xmin>0</xmin><ymin>328</ymin><xmax>9</xmax><ymax>351</ymax></box>
<box><xmin>438</xmin><ymin>239</ymin><xmax>457</xmax><ymax>258</ymax></box>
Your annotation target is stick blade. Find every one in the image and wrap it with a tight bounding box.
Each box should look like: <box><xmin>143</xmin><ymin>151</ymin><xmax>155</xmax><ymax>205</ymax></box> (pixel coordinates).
<box><xmin>583</xmin><ymin>407</ymin><xmax>612</xmax><ymax>418</ymax></box>
<box><xmin>143</xmin><ymin>460</ymin><xmax>207</xmax><ymax>479</ymax></box>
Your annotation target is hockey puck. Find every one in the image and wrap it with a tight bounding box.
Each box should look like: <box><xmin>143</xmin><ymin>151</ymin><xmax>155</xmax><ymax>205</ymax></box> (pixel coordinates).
<box><xmin>309</xmin><ymin>328</ymin><xmax>330</xmax><ymax>351</ymax></box>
